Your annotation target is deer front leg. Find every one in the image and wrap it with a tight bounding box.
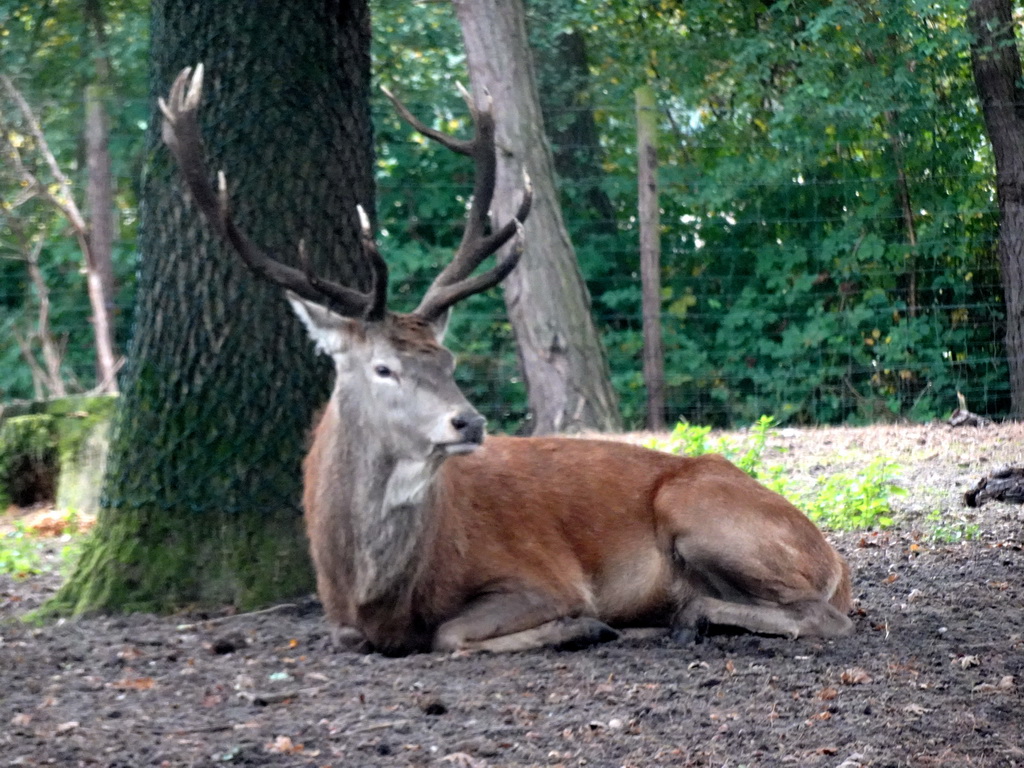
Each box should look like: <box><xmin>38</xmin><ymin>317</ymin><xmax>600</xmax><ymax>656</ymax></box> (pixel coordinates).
<box><xmin>432</xmin><ymin>590</ymin><xmax>619</xmax><ymax>653</ymax></box>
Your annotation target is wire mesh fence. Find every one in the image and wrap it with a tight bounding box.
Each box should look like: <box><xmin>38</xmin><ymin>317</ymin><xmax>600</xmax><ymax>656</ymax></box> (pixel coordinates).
<box><xmin>0</xmin><ymin>94</ymin><xmax>1015</xmax><ymax>430</ymax></box>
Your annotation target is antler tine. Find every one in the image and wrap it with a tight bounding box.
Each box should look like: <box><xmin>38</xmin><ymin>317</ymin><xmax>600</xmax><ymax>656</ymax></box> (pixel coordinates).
<box><xmin>382</xmin><ymin>82</ymin><xmax>504</xmax><ymax>283</ymax></box>
<box><xmin>380</xmin><ymin>85</ymin><xmax>473</xmax><ymax>157</ymax></box>
<box><xmin>160</xmin><ymin>64</ymin><xmax>380</xmax><ymax>318</ymax></box>
<box><xmin>416</xmin><ymin>219</ymin><xmax>528</xmax><ymax>322</ymax></box>
<box><xmin>384</xmin><ymin>84</ymin><xmax>532</xmax><ymax>322</ymax></box>
<box><xmin>456</xmin><ymin>168</ymin><xmax>532</xmax><ymax>274</ymax></box>
<box><xmin>356</xmin><ymin>205</ymin><xmax>389</xmax><ymax>321</ymax></box>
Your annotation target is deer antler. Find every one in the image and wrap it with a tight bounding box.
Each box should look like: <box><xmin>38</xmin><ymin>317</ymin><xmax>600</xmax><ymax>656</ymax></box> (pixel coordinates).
<box><xmin>159</xmin><ymin>64</ymin><xmax>387</xmax><ymax>319</ymax></box>
<box><xmin>381</xmin><ymin>83</ymin><xmax>533</xmax><ymax>322</ymax></box>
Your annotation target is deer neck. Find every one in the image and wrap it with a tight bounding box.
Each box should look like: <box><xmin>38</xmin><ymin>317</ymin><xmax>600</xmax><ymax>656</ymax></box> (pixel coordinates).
<box><xmin>331</xmin><ymin>399</ymin><xmax>445</xmax><ymax>607</ymax></box>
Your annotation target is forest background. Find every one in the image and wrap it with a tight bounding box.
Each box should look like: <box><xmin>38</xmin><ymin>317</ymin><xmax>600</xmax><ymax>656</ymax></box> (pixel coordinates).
<box><xmin>1</xmin><ymin>0</ymin><xmax>1018</xmax><ymax>431</ymax></box>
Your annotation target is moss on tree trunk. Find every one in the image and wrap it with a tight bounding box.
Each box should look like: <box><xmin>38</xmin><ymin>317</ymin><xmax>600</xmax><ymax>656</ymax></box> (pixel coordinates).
<box><xmin>51</xmin><ymin>0</ymin><xmax>373</xmax><ymax>615</ymax></box>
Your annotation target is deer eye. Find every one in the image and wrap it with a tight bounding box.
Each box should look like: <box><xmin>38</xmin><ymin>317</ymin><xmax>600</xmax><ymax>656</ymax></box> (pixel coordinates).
<box><xmin>374</xmin><ymin>364</ymin><xmax>394</xmax><ymax>379</ymax></box>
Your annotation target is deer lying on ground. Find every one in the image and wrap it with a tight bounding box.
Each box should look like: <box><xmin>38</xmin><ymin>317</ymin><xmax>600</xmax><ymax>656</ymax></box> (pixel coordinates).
<box><xmin>160</xmin><ymin>65</ymin><xmax>853</xmax><ymax>656</ymax></box>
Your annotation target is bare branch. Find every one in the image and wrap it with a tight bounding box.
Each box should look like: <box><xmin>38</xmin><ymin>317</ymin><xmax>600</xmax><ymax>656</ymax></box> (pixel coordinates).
<box><xmin>0</xmin><ymin>74</ymin><xmax>88</xmax><ymax>236</ymax></box>
<box><xmin>4</xmin><ymin>222</ymin><xmax>68</xmax><ymax>398</ymax></box>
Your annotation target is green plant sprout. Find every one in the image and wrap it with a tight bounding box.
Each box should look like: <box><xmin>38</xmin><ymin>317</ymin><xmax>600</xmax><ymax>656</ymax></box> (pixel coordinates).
<box><xmin>924</xmin><ymin>509</ymin><xmax>981</xmax><ymax>543</ymax></box>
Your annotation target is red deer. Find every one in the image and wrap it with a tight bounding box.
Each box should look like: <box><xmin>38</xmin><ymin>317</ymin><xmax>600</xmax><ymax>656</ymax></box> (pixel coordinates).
<box><xmin>160</xmin><ymin>65</ymin><xmax>853</xmax><ymax>656</ymax></box>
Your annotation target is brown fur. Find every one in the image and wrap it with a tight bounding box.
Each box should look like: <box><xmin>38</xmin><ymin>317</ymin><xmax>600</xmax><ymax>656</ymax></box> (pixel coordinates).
<box><xmin>304</xmin><ymin>423</ymin><xmax>853</xmax><ymax>655</ymax></box>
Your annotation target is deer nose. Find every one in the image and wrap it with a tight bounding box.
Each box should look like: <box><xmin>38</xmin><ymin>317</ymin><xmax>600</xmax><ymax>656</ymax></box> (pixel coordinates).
<box><xmin>451</xmin><ymin>411</ymin><xmax>486</xmax><ymax>445</ymax></box>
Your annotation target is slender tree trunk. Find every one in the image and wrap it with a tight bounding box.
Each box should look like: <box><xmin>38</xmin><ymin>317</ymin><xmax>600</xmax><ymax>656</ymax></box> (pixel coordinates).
<box><xmin>84</xmin><ymin>85</ymin><xmax>119</xmax><ymax>391</ymax></box>
<box><xmin>52</xmin><ymin>0</ymin><xmax>374</xmax><ymax>614</ymax></box>
<box><xmin>636</xmin><ymin>85</ymin><xmax>665</xmax><ymax>430</ymax></box>
<box><xmin>12</xmin><ymin>231</ymin><xmax>68</xmax><ymax>398</ymax></box>
<box><xmin>968</xmin><ymin>0</ymin><xmax>1024</xmax><ymax>418</ymax></box>
<box><xmin>26</xmin><ymin>247</ymin><xmax>68</xmax><ymax>398</ymax></box>
<box><xmin>453</xmin><ymin>0</ymin><xmax>621</xmax><ymax>434</ymax></box>
<box><xmin>84</xmin><ymin>0</ymin><xmax>120</xmax><ymax>392</ymax></box>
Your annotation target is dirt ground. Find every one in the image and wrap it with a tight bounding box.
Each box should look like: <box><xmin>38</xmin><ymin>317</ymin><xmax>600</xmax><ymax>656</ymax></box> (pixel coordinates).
<box><xmin>2</xmin><ymin>422</ymin><xmax>1023</xmax><ymax>767</ymax></box>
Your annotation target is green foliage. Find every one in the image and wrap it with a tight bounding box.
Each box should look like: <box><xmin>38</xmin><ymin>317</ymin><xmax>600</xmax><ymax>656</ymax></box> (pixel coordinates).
<box><xmin>801</xmin><ymin>458</ymin><xmax>901</xmax><ymax>531</ymax></box>
<box><xmin>581</xmin><ymin>0</ymin><xmax>1004</xmax><ymax>426</ymax></box>
<box><xmin>647</xmin><ymin>419</ymin><xmax>714</xmax><ymax>459</ymax></box>
<box><xmin>923</xmin><ymin>509</ymin><xmax>981</xmax><ymax>543</ymax></box>
<box><xmin>0</xmin><ymin>520</ymin><xmax>45</xmax><ymax>576</ymax></box>
<box><xmin>0</xmin><ymin>1</ymin><xmax>147</xmax><ymax>400</ymax></box>
<box><xmin>645</xmin><ymin>415</ymin><xmax>785</xmax><ymax>486</ymax></box>
<box><xmin>0</xmin><ymin>511</ymin><xmax>89</xmax><ymax>578</ymax></box>
<box><xmin>0</xmin><ymin>0</ymin><xmax>1013</xmax><ymax>429</ymax></box>
<box><xmin>648</xmin><ymin>417</ymin><xmax>901</xmax><ymax>530</ymax></box>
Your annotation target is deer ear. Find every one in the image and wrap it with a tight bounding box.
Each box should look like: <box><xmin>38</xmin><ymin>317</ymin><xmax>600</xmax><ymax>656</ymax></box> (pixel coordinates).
<box><xmin>428</xmin><ymin>308</ymin><xmax>451</xmax><ymax>343</ymax></box>
<box><xmin>287</xmin><ymin>292</ymin><xmax>360</xmax><ymax>355</ymax></box>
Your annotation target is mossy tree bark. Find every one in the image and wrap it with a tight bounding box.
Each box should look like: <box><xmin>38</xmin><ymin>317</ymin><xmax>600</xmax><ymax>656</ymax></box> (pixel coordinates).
<box><xmin>52</xmin><ymin>0</ymin><xmax>374</xmax><ymax>614</ymax></box>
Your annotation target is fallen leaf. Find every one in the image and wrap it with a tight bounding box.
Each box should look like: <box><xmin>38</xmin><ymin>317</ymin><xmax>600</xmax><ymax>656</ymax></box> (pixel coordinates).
<box><xmin>265</xmin><ymin>735</ymin><xmax>303</xmax><ymax>754</ymax></box>
<box><xmin>56</xmin><ymin>721</ymin><xmax>79</xmax><ymax>734</ymax></box>
<box><xmin>804</xmin><ymin>711</ymin><xmax>833</xmax><ymax>725</ymax></box>
<box><xmin>840</xmin><ymin>668</ymin><xmax>872</xmax><ymax>685</ymax></box>
<box><xmin>836</xmin><ymin>754</ymin><xmax>867</xmax><ymax>768</ymax></box>
<box><xmin>441</xmin><ymin>752</ymin><xmax>486</xmax><ymax>767</ymax></box>
<box><xmin>955</xmin><ymin>655</ymin><xmax>981</xmax><ymax>669</ymax></box>
<box><xmin>818</xmin><ymin>687</ymin><xmax>839</xmax><ymax>700</ymax></box>
<box><xmin>111</xmin><ymin>677</ymin><xmax>156</xmax><ymax>691</ymax></box>
<box><xmin>11</xmin><ymin>713</ymin><xmax>32</xmax><ymax>726</ymax></box>
<box><xmin>973</xmin><ymin>676</ymin><xmax>1016</xmax><ymax>694</ymax></box>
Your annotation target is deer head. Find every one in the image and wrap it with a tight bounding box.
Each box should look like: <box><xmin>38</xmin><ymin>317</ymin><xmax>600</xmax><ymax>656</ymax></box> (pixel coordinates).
<box><xmin>159</xmin><ymin>65</ymin><xmax>531</xmax><ymax>458</ymax></box>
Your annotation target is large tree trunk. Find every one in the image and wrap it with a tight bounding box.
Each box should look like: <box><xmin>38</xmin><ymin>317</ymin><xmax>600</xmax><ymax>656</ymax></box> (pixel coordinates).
<box><xmin>968</xmin><ymin>0</ymin><xmax>1024</xmax><ymax>418</ymax></box>
<box><xmin>454</xmin><ymin>0</ymin><xmax>622</xmax><ymax>434</ymax></box>
<box><xmin>53</xmin><ymin>0</ymin><xmax>374</xmax><ymax>614</ymax></box>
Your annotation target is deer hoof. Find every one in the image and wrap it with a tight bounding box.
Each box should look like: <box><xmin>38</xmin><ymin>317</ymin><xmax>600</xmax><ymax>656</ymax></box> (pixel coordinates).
<box><xmin>555</xmin><ymin>618</ymin><xmax>620</xmax><ymax>651</ymax></box>
<box><xmin>670</xmin><ymin>616</ymin><xmax>710</xmax><ymax>646</ymax></box>
<box><xmin>330</xmin><ymin>625</ymin><xmax>372</xmax><ymax>654</ymax></box>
